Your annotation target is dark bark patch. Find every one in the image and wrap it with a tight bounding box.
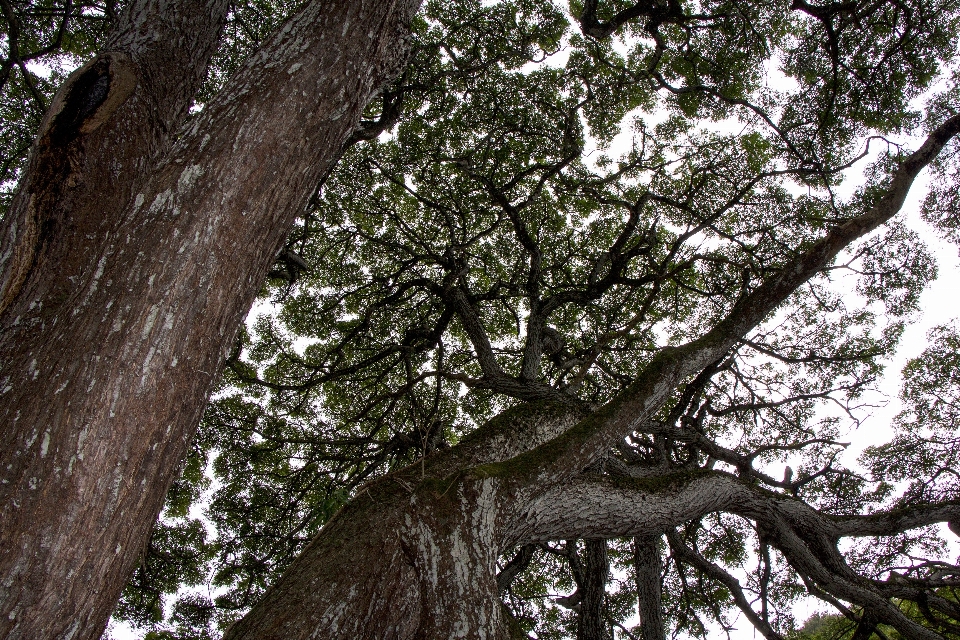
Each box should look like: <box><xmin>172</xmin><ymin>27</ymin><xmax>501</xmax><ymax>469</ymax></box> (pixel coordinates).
<box><xmin>49</xmin><ymin>61</ymin><xmax>110</xmax><ymax>143</ymax></box>
<box><xmin>0</xmin><ymin>53</ymin><xmax>137</xmax><ymax>314</ymax></box>
<box><xmin>40</xmin><ymin>51</ymin><xmax>137</xmax><ymax>146</ymax></box>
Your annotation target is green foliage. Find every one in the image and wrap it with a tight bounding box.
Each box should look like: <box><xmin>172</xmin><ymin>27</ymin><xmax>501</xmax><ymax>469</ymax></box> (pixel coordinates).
<box><xmin>793</xmin><ymin>594</ymin><xmax>960</xmax><ymax>640</ymax></box>
<box><xmin>115</xmin><ymin>517</ymin><xmax>214</xmax><ymax>628</ymax></box>
<box><xmin>863</xmin><ymin>322</ymin><xmax>960</xmax><ymax>504</ymax></box>
<box><xmin>791</xmin><ymin>611</ymin><xmax>855</xmax><ymax>640</ymax></box>
<box><xmin>125</xmin><ymin>0</ymin><xmax>960</xmax><ymax>632</ymax></box>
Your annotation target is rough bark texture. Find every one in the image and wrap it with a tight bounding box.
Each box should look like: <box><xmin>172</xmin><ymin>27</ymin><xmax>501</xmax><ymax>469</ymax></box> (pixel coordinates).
<box><xmin>0</xmin><ymin>1</ymin><xmax>421</xmax><ymax>638</ymax></box>
<box><xmin>223</xmin><ymin>473</ymin><xmax>508</xmax><ymax>639</ymax></box>
<box><xmin>578</xmin><ymin>539</ymin><xmax>610</xmax><ymax>640</ymax></box>
<box><xmin>221</xmin><ymin>408</ymin><xmax>554</xmax><ymax>640</ymax></box>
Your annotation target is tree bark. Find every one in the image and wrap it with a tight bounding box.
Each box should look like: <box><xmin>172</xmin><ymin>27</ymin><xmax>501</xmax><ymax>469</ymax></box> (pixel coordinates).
<box><xmin>222</xmin><ymin>403</ymin><xmax>584</xmax><ymax>640</ymax></box>
<box><xmin>1</xmin><ymin>0</ymin><xmax>958</xmax><ymax>635</ymax></box>
<box><xmin>216</xmin><ymin>437</ymin><xmax>960</xmax><ymax>640</ymax></box>
<box><xmin>0</xmin><ymin>1</ymin><xmax>420</xmax><ymax>638</ymax></box>
<box><xmin>223</xmin><ymin>471</ymin><xmax>508</xmax><ymax>640</ymax></box>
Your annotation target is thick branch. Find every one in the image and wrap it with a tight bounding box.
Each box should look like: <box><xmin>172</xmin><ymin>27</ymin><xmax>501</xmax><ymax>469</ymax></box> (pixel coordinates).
<box><xmin>477</xmin><ymin>113</ymin><xmax>960</xmax><ymax>495</ymax></box>
<box><xmin>425</xmin><ymin>400</ymin><xmax>588</xmax><ymax>479</ymax></box>
<box><xmin>578</xmin><ymin>0</ymin><xmax>686</xmax><ymax>39</ymax></box>
<box><xmin>833</xmin><ymin>502</ymin><xmax>960</xmax><ymax>537</ymax></box>
<box><xmin>523</xmin><ymin>471</ymin><xmax>960</xmax><ymax>640</ymax></box>
<box><xmin>523</xmin><ymin>471</ymin><xmax>960</xmax><ymax>546</ymax></box>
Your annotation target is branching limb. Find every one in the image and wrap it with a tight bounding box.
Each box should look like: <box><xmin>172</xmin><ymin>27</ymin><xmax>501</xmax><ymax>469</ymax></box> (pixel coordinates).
<box><xmin>497</xmin><ymin>544</ymin><xmax>538</xmax><ymax>595</ymax></box>
<box><xmin>665</xmin><ymin>529</ymin><xmax>784</xmax><ymax>640</ymax></box>
<box><xmin>578</xmin><ymin>0</ymin><xmax>688</xmax><ymax>39</ymax></box>
<box><xmin>521</xmin><ymin>470</ymin><xmax>960</xmax><ymax>640</ymax></box>
<box><xmin>423</xmin><ymin>400</ymin><xmax>588</xmax><ymax>480</ymax></box>
<box><xmin>480</xmin><ymin>112</ymin><xmax>960</xmax><ymax>495</ymax></box>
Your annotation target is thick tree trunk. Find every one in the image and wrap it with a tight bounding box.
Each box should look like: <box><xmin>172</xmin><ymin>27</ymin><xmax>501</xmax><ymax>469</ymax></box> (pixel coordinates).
<box><xmin>223</xmin><ymin>472</ymin><xmax>509</xmax><ymax>640</ymax></box>
<box><xmin>222</xmin><ymin>403</ymin><xmax>587</xmax><ymax>639</ymax></box>
<box><xmin>0</xmin><ymin>1</ymin><xmax>420</xmax><ymax>637</ymax></box>
<box><xmin>0</xmin><ymin>3</ymin><xmax>232</xmax><ymax>637</ymax></box>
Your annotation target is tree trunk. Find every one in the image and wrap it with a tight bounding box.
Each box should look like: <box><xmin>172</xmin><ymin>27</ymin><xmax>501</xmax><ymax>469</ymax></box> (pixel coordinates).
<box><xmin>578</xmin><ymin>539</ymin><xmax>610</xmax><ymax>640</ymax></box>
<box><xmin>223</xmin><ymin>472</ymin><xmax>509</xmax><ymax>640</ymax></box>
<box><xmin>221</xmin><ymin>403</ymin><xmax>587</xmax><ymax>639</ymax></box>
<box><xmin>0</xmin><ymin>1</ymin><xmax>420</xmax><ymax>637</ymax></box>
<box><xmin>634</xmin><ymin>535</ymin><xmax>664</xmax><ymax>640</ymax></box>
<box><xmin>1</xmin><ymin>0</ymin><xmax>958</xmax><ymax>634</ymax></box>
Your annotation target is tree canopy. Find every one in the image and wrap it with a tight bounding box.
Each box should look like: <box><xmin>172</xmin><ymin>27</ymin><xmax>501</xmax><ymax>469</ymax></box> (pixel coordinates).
<box><xmin>4</xmin><ymin>0</ymin><xmax>960</xmax><ymax>639</ymax></box>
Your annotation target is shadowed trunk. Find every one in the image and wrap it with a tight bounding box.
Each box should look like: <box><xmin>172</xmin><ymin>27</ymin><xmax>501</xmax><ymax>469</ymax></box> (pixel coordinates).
<box><xmin>224</xmin><ymin>475</ymin><xmax>508</xmax><ymax>640</ymax></box>
<box><xmin>224</xmin><ymin>402</ymin><xmax>585</xmax><ymax>640</ymax></box>
<box><xmin>578</xmin><ymin>539</ymin><xmax>610</xmax><ymax>640</ymax></box>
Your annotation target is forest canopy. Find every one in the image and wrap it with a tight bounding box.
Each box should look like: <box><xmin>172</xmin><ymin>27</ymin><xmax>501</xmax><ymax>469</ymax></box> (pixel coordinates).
<box><xmin>4</xmin><ymin>0</ymin><xmax>960</xmax><ymax>638</ymax></box>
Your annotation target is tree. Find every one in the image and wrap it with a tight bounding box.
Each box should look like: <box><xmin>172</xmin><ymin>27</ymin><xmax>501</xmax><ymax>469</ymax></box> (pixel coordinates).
<box><xmin>0</xmin><ymin>0</ymin><xmax>421</xmax><ymax>638</ymax></box>
<box><xmin>3</xmin><ymin>1</ymin><xmax>960</xmax><ymax>640</ymax></box>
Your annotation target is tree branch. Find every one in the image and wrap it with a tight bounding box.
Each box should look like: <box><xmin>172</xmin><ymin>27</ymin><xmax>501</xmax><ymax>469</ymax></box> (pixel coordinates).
<box><xmin>477</xmin><ymin>112</ymin><xmax>960</xmax><ymax>495</ymax></box>
<box><xmin>665</xmin><ymin>529</ymin><xmax>784</xmax><ymax>640</ymax></box>
<box><xmin>520</xmin><ymin>470</ymin><xmax>960</xmax><ymax>640</ymax></box>
<box><xmin>578</xmin><ymin>0</ymin><xmax>687</xmax><ymax>39</ymax></box>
